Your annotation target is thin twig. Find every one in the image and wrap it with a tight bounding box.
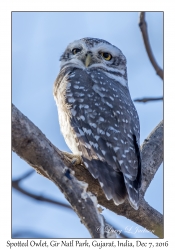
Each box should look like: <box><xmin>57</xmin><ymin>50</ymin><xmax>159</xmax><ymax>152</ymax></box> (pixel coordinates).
<box><xmin>134</xmin><ymin>97</ymin><xmax>163</xmax><ymax>103</ymax></box>
<box><xmin>12</xmin><ymin>177</ymin><xmax>72</xmax><ymax>210</ymax></box>
<box><xmin>139</xmin><ymin>12</ymin><xmax>163</xmax><ymax>80</ymax></box>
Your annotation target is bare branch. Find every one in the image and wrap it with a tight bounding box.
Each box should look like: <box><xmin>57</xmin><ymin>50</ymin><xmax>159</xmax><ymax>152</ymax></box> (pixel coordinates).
<box><xmin>134</xmin><ymin>97</ymin><xmax>163</xmax><ymax>103</ymax></box>
<box><xmin>12</xmin><ymin>104</ymin><xmax>163</xmax><ymax>238</ymax></box>
<box><xmin>12</xmin><ymin>174</ymin><xmax>72</xmax><ymax>210</ymax></box>
<box><xmin>140</xmin><ymin>120</ymin><xmax>163</xmax><ymax>195</ymax></box>
<box><xmin>139</xmin><ymin>12</ymin><xmax>163</xmax><ymax>80</ymax></box>
<box><xmin>14</xmin><ymin>169</ymin><xmax>34</xmax><ymax>181</ymax></box>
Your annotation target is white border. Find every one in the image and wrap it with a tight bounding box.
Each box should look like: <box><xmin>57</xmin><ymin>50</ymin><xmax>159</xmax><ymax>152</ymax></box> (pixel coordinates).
<box><xmin>0</xmin><ymin>1</ymin><xmax>174</xmax><ymax>249</ymax></box>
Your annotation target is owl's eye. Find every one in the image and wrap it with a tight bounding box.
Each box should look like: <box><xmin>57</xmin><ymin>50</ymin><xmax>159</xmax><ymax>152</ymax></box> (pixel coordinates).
<box><xmin>72</xmin><ymin>48</ymin><xmax>81</xmax><ymax>55</ymax></box>
<box><xmin>101</xmin><ymin>52</ymin><xmax>112</xmax><ymax>61</ymax></box>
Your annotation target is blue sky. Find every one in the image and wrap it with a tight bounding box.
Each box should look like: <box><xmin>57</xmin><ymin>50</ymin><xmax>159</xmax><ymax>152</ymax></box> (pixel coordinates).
<box><xmin>12</xmin><ymin>12</ymin><xmax>163</xmax><ymax>238</ymax></box>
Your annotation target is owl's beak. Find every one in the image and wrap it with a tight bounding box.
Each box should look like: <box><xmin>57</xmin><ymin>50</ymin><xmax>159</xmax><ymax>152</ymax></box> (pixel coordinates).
<box><xmin>85</xmin><ymin>53</ymin><xmax>92</xmax><ymax>67</ymax></box>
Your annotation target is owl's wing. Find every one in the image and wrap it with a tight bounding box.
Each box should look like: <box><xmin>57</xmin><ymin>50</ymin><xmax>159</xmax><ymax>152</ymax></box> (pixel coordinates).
<box><xmin>65</xmin><ymin>68</ymin><xmax>141</xmax><ymax>209</ymax></box>
<box><xmin>71</xmin><ymin>115</ymin><xmax>129</xmax><ymax>204</ymax></box>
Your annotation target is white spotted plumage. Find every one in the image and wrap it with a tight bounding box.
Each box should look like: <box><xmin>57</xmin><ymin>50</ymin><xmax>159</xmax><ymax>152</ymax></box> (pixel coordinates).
<box><xmin>54</xmin><ymin>37</ymin><xmax>142</xmax><ymax>210</ymax></box>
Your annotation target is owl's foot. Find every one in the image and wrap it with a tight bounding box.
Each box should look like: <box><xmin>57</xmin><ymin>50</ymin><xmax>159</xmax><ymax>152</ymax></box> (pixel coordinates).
<box><xmin>63</xmin><ymin>151</ymin><xmax>82</xmax><ymax>166</ymax></box>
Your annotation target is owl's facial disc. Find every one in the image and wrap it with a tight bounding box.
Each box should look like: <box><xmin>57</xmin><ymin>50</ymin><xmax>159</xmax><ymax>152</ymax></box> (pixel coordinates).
<box><xmin>60</xmin><ymin>38</ymin><xmax>127</xmax><ymax>78</ymax></box>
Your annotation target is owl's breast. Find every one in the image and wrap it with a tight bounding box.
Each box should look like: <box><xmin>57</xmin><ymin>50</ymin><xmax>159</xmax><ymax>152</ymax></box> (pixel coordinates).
<box><xmin>54</xmin><ymin>72</ymin><xmax>81</xmax><ymax>155</ymax></box>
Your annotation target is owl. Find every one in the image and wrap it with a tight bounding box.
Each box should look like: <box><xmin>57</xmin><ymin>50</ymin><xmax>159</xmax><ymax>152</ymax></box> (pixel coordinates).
<box><xmin>53</xmin><ymin>37</ymin><xmax>141</xmax><ymax>210</ymax></box>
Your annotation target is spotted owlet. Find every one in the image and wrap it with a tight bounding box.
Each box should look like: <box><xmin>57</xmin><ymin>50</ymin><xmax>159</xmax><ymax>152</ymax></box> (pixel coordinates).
<box><xmin>53</xmin><ymin>37</ymin><xmax>142</xmax><ymax>210</ymax></box>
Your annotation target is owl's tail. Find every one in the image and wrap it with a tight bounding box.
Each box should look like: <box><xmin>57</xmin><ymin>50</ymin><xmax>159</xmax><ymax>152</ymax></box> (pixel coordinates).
<box><xmin>124</xmin><ymin>134</ymin><xmax>142</xmax><ymax>210</ymax></box>
<box><xmin>124</xmin><ymin>176</ymin><xmax>140</xmax><ymax>210</ymax></box>
<box><xmin>83</xmin><ymin>158</ymin><xmax>128</xmax><ymax>206</ymax></box>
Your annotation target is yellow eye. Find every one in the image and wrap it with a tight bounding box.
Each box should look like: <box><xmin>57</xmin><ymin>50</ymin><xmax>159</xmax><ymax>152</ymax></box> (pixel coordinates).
<box><xmin>72</xmin><ymin>48</ymin><xmax>81</xmax><ymax>55</ymax></box>
<box><xmin>101</xmin><ymin>52</ymin><xmax>112</xmax><ymax>61</ymax></box>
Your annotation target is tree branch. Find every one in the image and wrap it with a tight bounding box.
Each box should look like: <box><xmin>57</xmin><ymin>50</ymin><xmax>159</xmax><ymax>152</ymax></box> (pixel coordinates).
<box><xmin>140</xmin><ymin>120</ymin><xmax>163</xmax><ymax>196</ymax></box>
<box><xmin>134</xmin><ymin>97</ymin><xmax>163</xmax><ymax>103</ymax></box>
<box><xmin>139</xmin><ymin>12</ymin><xmax>163</xmax><ymax>80</ymax></box>
<box><xmin>12</xmin><ymin>104</ymin><xmax>163</xmax><ymax>238</ymax></box>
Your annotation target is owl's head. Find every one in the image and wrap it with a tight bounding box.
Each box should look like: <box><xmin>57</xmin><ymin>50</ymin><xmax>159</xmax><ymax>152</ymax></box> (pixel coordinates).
<box><xmin>60</xmin><ymin>37</ymin><xmax>128</xmax><ymax>87</ymax></box>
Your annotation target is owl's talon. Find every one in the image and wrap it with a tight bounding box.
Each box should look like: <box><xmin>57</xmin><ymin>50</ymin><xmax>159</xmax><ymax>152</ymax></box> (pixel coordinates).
<box><xmin>63</xmin><ymin>152</ymin><xmax>82</xmax><ymax>166</ymax></box>
<box><xmin>71</xmin><ymin>156</ymin><xmax>82</xmax><ymax>165</ymax></box>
